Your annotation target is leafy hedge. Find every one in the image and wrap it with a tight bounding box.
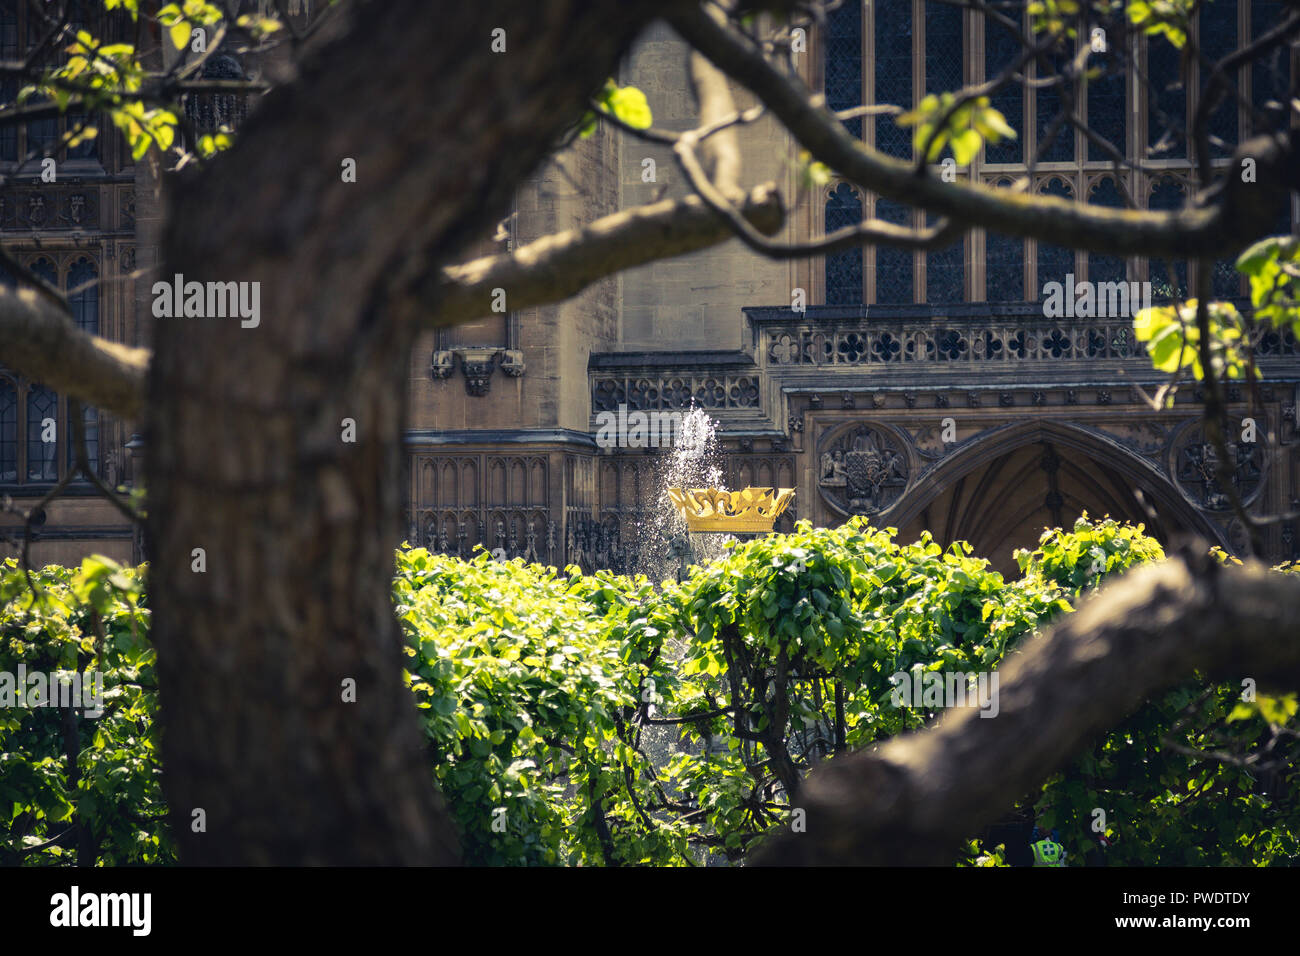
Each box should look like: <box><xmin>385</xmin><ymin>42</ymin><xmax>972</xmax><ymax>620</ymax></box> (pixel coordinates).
<box><xmin>2</xmin><ymin>516</ymin><xmax>1296</xmax><ymax>866</ymax></box>
<box><xmin>0</xmin><ymin>558</ymin><xmax>165</xmax><ymax>865</ymax></box>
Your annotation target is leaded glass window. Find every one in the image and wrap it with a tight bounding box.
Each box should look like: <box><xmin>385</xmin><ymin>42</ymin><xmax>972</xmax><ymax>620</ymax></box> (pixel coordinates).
<box><xmin>1149</xmin><ymin>178</ymin><xmax>1188</xmax><ymax>297</ymax></box>
<box><xmin>0</xmin><ymin>5</ymin><xmax>14</xmax><ymax>161</ymax></box>
<box><xmin>925</xmin><ymin>0</ymin><xmax>962</xmax><ymax>96</ymax></box>
<box><xmin>185</xmin><ymin>55</ymin><xmax>249</xmax><ymax>136</ymax></box>
<box><xmin>1086</xmin><ymin>12</ymin><xmax>1127</xmax><ymax>161</ymax></box>
<box><xmin>26</xmin><ymin>386</ymin><xmax>57</xmax><ymax>482</ymax></box>
<box><xmin>0</xmin><ymin>79</ymin><xmax>15</xmax><ymax>162</ymax></box>
<box><xmin>826</xmin><ymin>0</ymin><xmax>863</xmax><ymax>139</ymax></box>
<box><xmin>0</xmin><ymin>380</ymin><xmax>16</xmax><ymax>482</ymax></box>
<box><xmin>985</xmin><ymin>230</ymin><xmax>1024</xmax><ymax>302</ymax></box>
<box><xmin>984</xmin><ymin>18</ymin><xmax>1022</xmax><ymax>163</ymax></box>
<box><xmin>1148</xmin><ymin>35</ymin><xmax>1185</xmax><ymax>158</ymax></box>
<box><xmin>67</xmin><ymin>109</ymin><xmax>97</xmax><ymax>160</ymax></box>
<box><xmin>825</xmin><ymin>183</ymin><xmax>864</xmax><ymax>304</ymax></box>
<box><xmin>0</xmin><ymin>5</ymin><xmax>16</xmax><ymax>58</ymax></box>
<box><xmin>1212</xmin><ymin>259</ymin><xmax>1242</xmax><ymax>298</ymax></box>
<box><xmin>1035</xmin><ymin>49</ymin><xmax>1073</xmax><ymax>161</ymax></box>
<box><xmin>1200</xmin><ymin>1</ymin><xmax>1238</xmax><ymax>157</ymax></box>
<box><xmin>1251</xmin><ymin>0</ymin><xmax>1288</xmax><ymax>132</ymax></box>
<box><xmin>66</xmin><ymin>401</ymin><xmax>98</xmax><ymax>476</ymax></box>
<box><xmin>875</xmin><ymin>198</ymin><xmax>914</xmax><ymax>303</ymax></box>
<box><xmin>875</xmin><ymin>0</ymin><xmax>912</xmax><ymax>158</ymax></box>
<box><xmin>1088</xmin><ymin>177</ymin><xmax>1126</xmax><ymax>285</ymax></box>
<box><xmin>29</xmin><ymin>257</ymin><xmax>56</xmax><ymax>287</ymax></box>
<box><xmin>926</xmin><ymin>212</ymin><xmax>963</xmax><ymax>304</ymax></box>
<box><xmin>25</xmin><ymin>108</ymin><xmax>57</xmax><ymax>160</ymax></box>
<box><xmin>68</xmin><ymin>257</ymin><xmax>98</xmax><ymax>334</ymax></box>
<box><xmin>1036</xmin><ymin>178</ymin><xmax>1075</xmax><ymax>293</ymax></box>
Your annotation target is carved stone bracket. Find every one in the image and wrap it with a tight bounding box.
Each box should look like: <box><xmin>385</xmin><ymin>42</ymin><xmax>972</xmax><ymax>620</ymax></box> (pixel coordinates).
<box><xmin>460</xmin><ymin>348</ymin><xmax>499</xmax><ymax>397</ymax></box>
<box><xmin>431</xmin><ymin>350</ymin><xmax>455</xmax><ymax>379</ymax></box>
<box><xmin>500</xmin><ymin>349</ymin><xmax>526</xmax><ymax>377</ymax></box>
<box><xmin>430</xmin><ymin>348</ymin><xmax>525</xmax><ymax>395</ymax></box>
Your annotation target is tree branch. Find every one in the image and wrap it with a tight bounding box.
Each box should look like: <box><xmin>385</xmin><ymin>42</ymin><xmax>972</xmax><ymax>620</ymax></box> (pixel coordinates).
<box><xmin>669</xmin><ymin>4</ymin><xmax>1300</xmax><ymax>259</ymax></box>
<box><xmin>427</xmin><ymin>184</ymin><xmax>784</xmax><ymax>327</ymax></box>
<box><xmin>0</xmin><ymin>286</ymin><xmax>148</xmax><ymax>419</ymax></box>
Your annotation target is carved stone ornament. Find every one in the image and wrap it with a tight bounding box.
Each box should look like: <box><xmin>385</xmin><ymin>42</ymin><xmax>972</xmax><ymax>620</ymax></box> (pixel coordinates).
<box><xmin>818</xmin><ymin>424</ymin><xmax>909</xmax><ymax>517</ymax></box>
<box><xmin>500</xmin><ymin>349</ymin><xmax>526</xmax><ymax>377</ymax></box>
<box><xmin>460</xmin><ymin>349</ymin><xmax>499</xmax><ymax>397</ymax></box>
<box><xmin>433</xmin><ymin>348</ymin><xmax>525</xmax><ymax>394</ymax></box>
<box><xmin>431</xmin><ymin>350</ymin><xmax>455</xmax><ymax>379</ymax></box>
<box><xmin>1173</xmin><ymin>425</ymin><xmax>1264</xmax><ymax>511</ymax></box>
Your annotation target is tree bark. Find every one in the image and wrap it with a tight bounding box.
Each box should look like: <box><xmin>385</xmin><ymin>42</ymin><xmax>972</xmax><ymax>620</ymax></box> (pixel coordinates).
<box><xmin>145</xmin><ymin>0</ymin><xmax>678</xmax><ymax>864</ymax></box>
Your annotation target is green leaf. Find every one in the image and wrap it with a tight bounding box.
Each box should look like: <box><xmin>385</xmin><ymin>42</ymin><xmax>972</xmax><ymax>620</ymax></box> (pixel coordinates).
<box><xmin>950</xmin><ymin>128</ymin><xmax>982</xmax><ymax>165</ymax></box>
<box><xmin>605</xmin><ymin>85</ymin><xmax>652</xmax><ymax>130</ymax></box>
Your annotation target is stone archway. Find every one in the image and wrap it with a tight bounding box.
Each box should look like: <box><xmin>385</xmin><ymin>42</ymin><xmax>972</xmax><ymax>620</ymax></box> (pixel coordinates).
<box><xmin>884</xmin><ymin>421</ymin><xmax>1223</xmax><ymax>576</ymax></box>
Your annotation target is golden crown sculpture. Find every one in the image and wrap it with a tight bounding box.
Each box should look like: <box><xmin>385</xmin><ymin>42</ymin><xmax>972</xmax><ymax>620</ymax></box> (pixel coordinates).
<box><xmin>666</xmin><ymin>486</ymin><xmax>796</xmax><ymax>534</ymax></box>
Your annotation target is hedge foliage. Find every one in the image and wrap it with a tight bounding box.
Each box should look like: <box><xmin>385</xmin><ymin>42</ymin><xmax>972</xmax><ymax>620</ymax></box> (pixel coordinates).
<box><xmin>2</xmin><ymin>516</ymin><xmax>1295</xmax><ymax>866</ymax></box>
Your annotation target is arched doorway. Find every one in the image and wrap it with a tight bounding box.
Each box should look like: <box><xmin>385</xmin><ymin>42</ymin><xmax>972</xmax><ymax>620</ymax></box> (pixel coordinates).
<box><xmin>886</xmin><ymin>422</ymin><xmax>1223</xmax><ymax>576</ymax></box>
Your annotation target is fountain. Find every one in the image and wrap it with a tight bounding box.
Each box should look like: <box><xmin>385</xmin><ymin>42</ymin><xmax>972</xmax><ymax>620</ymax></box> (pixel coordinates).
<box><xmin>664</xmin><ymin>485</ymin><xmax>796</xmax><ymax>580</ymax></box>
<box><xmin>616</xmin><ymin>408</ymin><xmax>796</xmax><ymax>865</ymax></box>
<box><xmin>610</xmin><ymin>404</ymin><xmax>795</xmax><ymax>582</ymax></box>
<box><xmin>614</xmin><ymin>404</ymin><xmax>721</xmax><ymax>580</ymax></box>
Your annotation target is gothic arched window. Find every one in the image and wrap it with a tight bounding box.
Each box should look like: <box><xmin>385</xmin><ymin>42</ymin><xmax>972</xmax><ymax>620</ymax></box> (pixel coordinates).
<box><xmin>26</xmin><ymin>385</ymin><xmax>57</xmax><ymax>482</ymax></box>
<box><xmin>66</xmin><ymin>400</ymin><xmax>98</xmax><ymax>476</ymax></box>
<box><xmin>1200</xmin><ymin>1</ymin><xmax>1238</xmax><ymax>157</ymax></box>
<box><xmin>925</xmin><ymin>0</ymin><xmax>962</xmax><ymax>96</ymax></box>
<box><xmin>29</xmin><ymin>257</ymin><xmax>57</xmax><ymax>287</ymax></box>
<box><xmin>0</xmin><ymin>7</ymin><xmax>14</xmax><ymax>162</ymax></box>
<box><xmin>1086</xmin><ymin>9</ymin><xmax>1127</xmax><ymax>161</ymax></box>
<box><xmin>1148</xmin><ymin>178</ymin><xmax>1188</xmax><ymax>298</ymax></box>
<box><xmin>875</xmin><ymin>0</ymin><xmax>912</xmax><ymax>158</ymax></box>
<box><xmin>0</xmin><ymin>378</ymin><xmax>16</xmax><ymax>482</ymax></box>
<box><xmin>986</xmin><ymin>227</ymin><xmax>1024</xmax><ymax>303</ymax></box>
<box><xmin>186</xmin><ymin>55</ymin><xmax>248</xmax><ymax>135</ymax></box>
<box><xmin>825</xmin><ymin>0</ymin><xmax>863</xmax><ymax>138</ymax></box>
<box><xmin>926</xmin><ymin>212</ymin><xmax>963</xmax><ymax>304</ymax></box>
<box><xmin>1147</xmin><ymin>34</ymin><xmax>1186</xmax><ymax>159</ymax></box>
<box><xmin>1087</xmin><ymin>177</ymin><xmax>1127</xmax><ymax>286</ymax></box>
<box><xmin>68</xmin><ymin>257</ymin><xmax>99</xmax><ymax>334</ymax></box>
<box><xmin>874</xmin><ymin>198</ymin><xmax>914</xmax><ymax>303</ymax></box>
<box><xmin>0</xmin><ymin>5</ymin><xmax>15</xmax><ymax>58</ymax></box>
<box><xmin>1251</xmin><ymin>0</ymin><xmax>1289</xmax><ymax>132</ymax></box>
<box><xmin>1036</xmin><ymin>178</ymin><xmax>1075</xmax><ymax>293</ymax></box>
<box><xmin>0</xmin><ymin>77</ymin><xmax>15</xmax><ymax>162</ymax></box>
<box><xmin>1035</xmin><ymin>49</ymin><xmax>1074</xmax><ymax>161</ymax></box>
<box><xmin>984</xmin><ymin>18</ymin><xmax>1022</xmax><ymax>163</ymax></box>
<box><xmin>825</xmin><ymin>183</ymin><xmax>864</xmax><ymax>304</ymax></box>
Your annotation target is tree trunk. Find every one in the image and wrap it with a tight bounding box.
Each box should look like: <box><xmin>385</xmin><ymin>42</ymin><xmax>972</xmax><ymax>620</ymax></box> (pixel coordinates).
<box><xmin>144</xmin><ymin>0</ymin><xmax>673</xmax><ymax>864</ymax></box>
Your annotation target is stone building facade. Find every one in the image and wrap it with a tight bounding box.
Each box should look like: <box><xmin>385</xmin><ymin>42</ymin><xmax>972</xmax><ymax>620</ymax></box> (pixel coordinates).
<box><xmin>3</xmin><ymin>2</ymin><xmax>1298</xmax><ymax>573</ymax></box>
<box><xmin>412</xmin><ymin>1</ymin><xmax>1300</xmax><ymax>574</ymax></box>
<box><xmin>0</xmin><ymin>1</ymin><xmax>273</xmax><ymax>565</ymax></box>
